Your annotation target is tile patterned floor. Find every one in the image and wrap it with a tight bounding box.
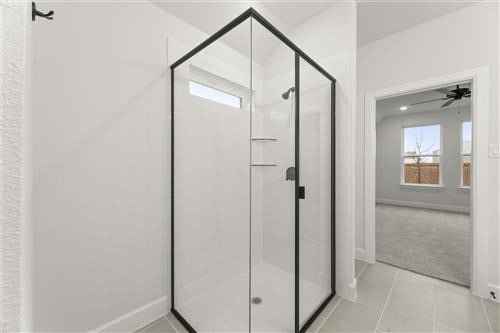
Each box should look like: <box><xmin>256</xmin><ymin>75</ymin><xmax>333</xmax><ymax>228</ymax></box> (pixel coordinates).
<box><xmin>138</xmin><ymin>261</ymin><xmax>499</xmax><ymax>332</ymax></box>
<box><xmin>313</xmin><ymin>261</ymin><xmax>498</xmax><ymax>333</ymax></box>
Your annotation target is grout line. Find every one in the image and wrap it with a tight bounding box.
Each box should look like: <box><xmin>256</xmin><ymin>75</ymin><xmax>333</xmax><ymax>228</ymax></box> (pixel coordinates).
<box><xmin>356</xmin><ymin>261</ymin><xmax>369</xmax><ymax>279</ymax></box>
<box><xmin>321</xmin><ymin>296</ymin><xmax>344</xmax><ymax>320</ymax></box>
<box><xmin>315</xmin><ymin>296</ymin><xmax>344</xmax><ymax>332</ymax></box>
<box><xmin>374</xmin><ymin>269</ymin><xmax>400</xmax><ymax>332</ymax></box>
<box><xmin>165</xmin><ymin>315</ymin><xmax>180</xmax><ymax>333</ymax></box>
<box><xmin>481</xmin><ymin>298</ymin><xmax>494</xmax><ymax>333</ymax></box>
<box><xmin>434</xmin><ymin>320</ymin><xmax>463</xmax><ymax>333</ymax></box>
<box><xmin>350</xmin><ymin>262</ymin><xmax>390</xmax><ymax>313</ymax></box>
<box><xmin>137</xmin><ymin>315</ymin><xmax>168</xmax><ymax>333</ymax></box>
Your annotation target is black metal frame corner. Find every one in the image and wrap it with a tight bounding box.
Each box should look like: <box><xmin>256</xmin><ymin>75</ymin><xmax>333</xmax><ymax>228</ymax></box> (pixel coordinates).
<box><xmin>294</xmin><ymin>52</ymin><xmax>301</xmax><ymax>333</ymax></box>
<box><xmin>170</xmin><ymin>7</ymin><xmax>336</xmax><ymax>84</ymax></box>
<box><xmin>170</xmin><ymin>7</ymin><xmax>336</xmax><ymax>333</ymax></box>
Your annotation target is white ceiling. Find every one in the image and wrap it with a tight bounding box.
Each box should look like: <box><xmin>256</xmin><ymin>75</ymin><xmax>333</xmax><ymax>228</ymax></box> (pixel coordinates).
<box><xmin>357</xmin><ymin>1</ymin><xmax>478</xmax><ymax>47</ymax></box>
<box><xmin>157</xmin><ymin>1</ymin><xmax>480</xmax><ymax>62</ymax></box>
<box><xmin>377</xmin><ymin>83</ymin><xmax>471</xmax><ymax>122</ymax></box>
<box><xmin>154</xmin><ymin>2</ymin><xmax>335</xmax><ymax>64</ymax></box>
<box><xmin>262</xmin><ymin>2</ymin><xmax>335</xmax><ymax>27</ymax></box>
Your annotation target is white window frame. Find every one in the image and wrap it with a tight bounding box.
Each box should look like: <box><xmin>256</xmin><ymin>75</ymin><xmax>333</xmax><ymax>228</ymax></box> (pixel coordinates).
<box><xmin>401</xmin><ymin>123</ymin><xmax>443</xmax><ymax>186</ymax></box>
<box><xmin>461</xmin><ymin>121</ymin><xmax>472</xmax><ymax>188</ymax></box>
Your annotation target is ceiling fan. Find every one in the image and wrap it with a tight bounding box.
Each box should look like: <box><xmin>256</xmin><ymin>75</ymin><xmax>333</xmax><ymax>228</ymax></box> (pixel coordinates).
<box><xmin>411</xmin><ymin>85</ymin><xmax>471</xmax><ymax>108</ymax></box>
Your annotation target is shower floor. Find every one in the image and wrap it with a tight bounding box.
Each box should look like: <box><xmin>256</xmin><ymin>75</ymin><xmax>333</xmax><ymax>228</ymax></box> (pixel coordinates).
<box><xmin>176</xmin><ymin>262</ymin><xmax>329</xmax><ymax>332</ymax></box>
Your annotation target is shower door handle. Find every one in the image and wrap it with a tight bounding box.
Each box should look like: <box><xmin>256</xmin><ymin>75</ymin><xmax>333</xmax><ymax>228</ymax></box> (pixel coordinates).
<box><xmin>298</xmin><ymin>186</ymin><xmax>305</xmax><ymax>199</ymax></box>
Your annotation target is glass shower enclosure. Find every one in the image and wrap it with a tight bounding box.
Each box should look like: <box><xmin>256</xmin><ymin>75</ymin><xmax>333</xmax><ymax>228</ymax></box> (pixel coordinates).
<box><xmin>171</xmin><ymin>8</ymin><xmax>335</xmax><ymax>333</ymax></box>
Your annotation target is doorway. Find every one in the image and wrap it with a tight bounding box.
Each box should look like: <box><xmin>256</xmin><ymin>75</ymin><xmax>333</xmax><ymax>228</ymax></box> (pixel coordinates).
<box><xmin>362</xmin><ymin>68</ymin><xmax>491</xmax><ymax>298</ymax></box>
<box><xmin>374</xmin><ymin>82</ymin><xmax>471</xmax><ymax>286</ymax></box>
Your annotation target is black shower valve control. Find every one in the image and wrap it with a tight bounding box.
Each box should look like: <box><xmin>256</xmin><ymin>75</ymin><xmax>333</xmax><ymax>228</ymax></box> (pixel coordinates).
<box><xmin>298</xmin><ymin>186</ymin><xmax>305</xmax><ymax>199</ymax></box>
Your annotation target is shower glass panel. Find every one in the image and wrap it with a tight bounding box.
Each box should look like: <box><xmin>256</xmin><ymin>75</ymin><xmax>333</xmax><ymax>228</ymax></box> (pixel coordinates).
<box><xmin>298</xmin><ymin>58</ymin><xmax>333</xmax><ymax>326</ymax></box>
<box><xmin>171</xmin><ymin>9</ymin><xmax>335</xmax><ymax>333</ymax></box>
<box><xmin>250</xmin><ymin>19</ymin><xmax>295</xmax><ymax>332</ymax></box>
<box><xmin>172</xmin><ymin>20</ymin><xmax>251</xmax><ymax>332</ymax></box>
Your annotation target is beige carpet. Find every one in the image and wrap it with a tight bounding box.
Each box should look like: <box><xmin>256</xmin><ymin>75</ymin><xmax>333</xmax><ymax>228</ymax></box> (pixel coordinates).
<box><xmin>376</xmin><ymin>204</ymin><xmax>471</xmax><ymax>286</ymax></box>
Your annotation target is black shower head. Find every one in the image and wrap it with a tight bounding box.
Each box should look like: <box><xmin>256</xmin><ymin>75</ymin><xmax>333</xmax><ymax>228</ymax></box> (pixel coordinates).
<box><xmin>282</xmin><ymin>87</ymin><xmax>295</xmax><ymax>100</ymax></box>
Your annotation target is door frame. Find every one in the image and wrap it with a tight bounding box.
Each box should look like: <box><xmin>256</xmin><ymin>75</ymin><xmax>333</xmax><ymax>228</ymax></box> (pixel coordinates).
<box><xmin>363</xmin><ymin>67</ymin><xmax>490</xmax><ymax>298</ymax></box>
<box><xmin>295</xmin><ymin>53</ymin><xmax>337</xmax><ymax>333</ymax></box>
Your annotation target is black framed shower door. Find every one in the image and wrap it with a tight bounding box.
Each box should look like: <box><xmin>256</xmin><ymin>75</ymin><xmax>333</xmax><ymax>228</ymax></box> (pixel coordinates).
<box><xmin>170</xmin><ymin>8</ymin><xmax>336</xmax><ymax>333</ymax></box>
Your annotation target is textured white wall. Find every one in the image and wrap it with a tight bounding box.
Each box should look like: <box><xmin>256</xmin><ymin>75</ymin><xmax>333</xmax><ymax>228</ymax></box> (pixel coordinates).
<box><xmin>1</xmin><ymin>1</ymin><xmax>31</xmax><ymax>331</ymax></box>
<box><xmin>356</xmin><ymin>2</ymin><xmax>499</xmax><ymax>286</ymax></box>
<box><xmin>376</xmin><ymin>107</ymin><xmax>471</xmax><ymax>212</ymax></box>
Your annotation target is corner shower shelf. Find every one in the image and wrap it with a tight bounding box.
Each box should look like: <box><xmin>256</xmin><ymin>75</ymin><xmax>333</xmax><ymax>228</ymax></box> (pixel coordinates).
<box><xmin>251</xmin><ymin>163</ymin><xmax>277</xmax><ymax>167</ymax></box>
<box><xmin>252</xmin><ymin>137</ymin><xmax>278</xmax><ymax>142</ymax></box>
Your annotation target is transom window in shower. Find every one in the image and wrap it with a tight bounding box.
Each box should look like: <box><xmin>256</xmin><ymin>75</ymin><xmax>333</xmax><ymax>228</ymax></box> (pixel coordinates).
<box><xmin>189</xmin><ymin>80</ymin><xmax>242</xmax><ymax>109</ymax></box>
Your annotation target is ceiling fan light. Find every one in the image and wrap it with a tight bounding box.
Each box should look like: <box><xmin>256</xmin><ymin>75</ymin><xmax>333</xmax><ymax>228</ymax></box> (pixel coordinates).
<box><xmin>400</xmin><ymin>106</ymin><xmax>408</xmax><ymax>111</ymax></box>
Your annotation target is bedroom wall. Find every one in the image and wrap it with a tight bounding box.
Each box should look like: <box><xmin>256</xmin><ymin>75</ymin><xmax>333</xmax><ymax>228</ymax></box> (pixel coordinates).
<box><xmin>376</xmin><ymin>107</ymin><xmax>471</xmax><ymax>213</ymax></box>
<box><xmin>356</xmin><ymin>2</ymin><xmax>499</xmax><ymax>289</ymax></box>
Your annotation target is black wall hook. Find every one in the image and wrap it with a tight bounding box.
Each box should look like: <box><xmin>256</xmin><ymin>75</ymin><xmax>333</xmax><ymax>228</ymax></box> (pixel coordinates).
<box><xmin>32</xmin><ymin>2</ymin><xmax>54</xmax><ymax>21</ymax></box>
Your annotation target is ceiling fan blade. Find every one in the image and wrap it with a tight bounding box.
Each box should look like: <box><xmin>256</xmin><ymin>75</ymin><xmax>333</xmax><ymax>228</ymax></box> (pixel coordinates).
<box><xmin>435</xmin><ymin>88</ymin><xmax>454</xmax><ymax>95</ymax></box>
<box><xmin>441</xmin><ymin>99</ymin><xmax>455</xmax><ymax>108</ymax></box>
<box><xmin>410</xmin><ymin>98</ymin><xmax>448</xmax><ymax>106</ymax></box>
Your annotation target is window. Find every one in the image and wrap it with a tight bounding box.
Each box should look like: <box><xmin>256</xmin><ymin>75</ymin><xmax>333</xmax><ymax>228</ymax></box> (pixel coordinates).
<box><xmin>402</xmin><ymin>124</ymin><xmax>441</xmax><ymax>185</ymax></box>
<box><xmin>189</xmin><ymin>81</ymin><xmax>242</xmax><ymax>109</ymax></box>
<box><xmin>461</xmin><ymin>121</ymin><xmax>472</xmax><ymax>187</ymax></box>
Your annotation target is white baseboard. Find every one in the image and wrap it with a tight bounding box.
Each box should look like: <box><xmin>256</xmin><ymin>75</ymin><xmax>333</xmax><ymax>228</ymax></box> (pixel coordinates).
<box><xmin>347</xmin><ymin>278</ymin><xmax>357</xmax><ymax>302</ymax></box>
<box><xmin>376</xmin><ymin>198</ymin><xmax>470</xmax><ymax>214</ymax></box>
<box><xmin>336</xmin><ymin>277</ymin><xmax>358</xmax><ymax>302</ymax></box>
<box><xmin>488</xmin><ymin>284</ymin><xmax>500</xmax><ymax>303</ymax></box>
<box><xmin>90</xmin><ymin>296</ymin><xmax>168</xmax><ymax>333</ymax></box>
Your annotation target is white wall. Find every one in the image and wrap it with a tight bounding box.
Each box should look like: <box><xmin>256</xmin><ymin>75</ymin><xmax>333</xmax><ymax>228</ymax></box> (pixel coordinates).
<box><xmin>31</xmin><ymin>3</ymin><xmax>212</xmax><ymax>331</ymax></box>
<box><xmin>376</xmin><ymin>107</ymin><xmax>471</xmax><ymax>213</ymax></box>
<box><xmin>356</xmin><ymin>2</ymin><xmax>499</xmax><ymax>287</ymax></box>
